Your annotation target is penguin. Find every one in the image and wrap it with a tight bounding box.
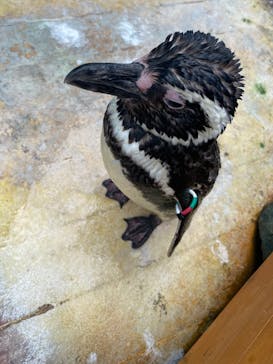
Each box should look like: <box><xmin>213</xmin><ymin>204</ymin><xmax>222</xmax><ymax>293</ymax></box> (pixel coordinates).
<box><xmin>65</xmin><ymin>31</ymin><xmax>244</xmax><ymax>256</ymax></box>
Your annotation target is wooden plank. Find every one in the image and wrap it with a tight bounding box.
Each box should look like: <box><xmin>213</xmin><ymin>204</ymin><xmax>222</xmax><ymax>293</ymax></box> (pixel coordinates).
<box><xmin>238</xmin><ymin>316</ymin><xmax>273</xmax><ymax>364</ymax></box>
<box><xmin>183</xmin><ymin>253</ymin><xmax>273</xmax><ymax>364</ymax></box>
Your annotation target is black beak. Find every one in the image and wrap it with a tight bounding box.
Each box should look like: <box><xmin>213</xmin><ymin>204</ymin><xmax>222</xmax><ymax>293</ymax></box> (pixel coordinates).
<box><xmin>64</xmin><ymin>62</ymin><xmax>144</xmax><ymax>99</ymax></box>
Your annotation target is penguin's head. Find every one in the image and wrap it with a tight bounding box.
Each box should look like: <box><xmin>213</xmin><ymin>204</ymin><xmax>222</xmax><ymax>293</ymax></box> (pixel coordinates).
<box><xmin>65</xmin><ymin>31</ymin><xmax>244</xmax><ymax>146</ymax></box>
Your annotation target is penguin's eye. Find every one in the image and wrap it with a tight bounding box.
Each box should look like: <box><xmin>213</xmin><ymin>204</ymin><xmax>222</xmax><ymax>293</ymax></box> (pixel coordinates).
<box><xmin>164</xmin><ymin>98</ymin><xmax>184</xmax><ymax>109</ymax></box>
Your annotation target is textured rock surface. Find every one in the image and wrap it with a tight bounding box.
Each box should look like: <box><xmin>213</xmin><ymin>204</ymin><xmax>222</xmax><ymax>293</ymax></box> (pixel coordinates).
<box><xmin>0</xmin><ymin>0</ymin><xmax>273</xmax><ymax>363</ymax></box>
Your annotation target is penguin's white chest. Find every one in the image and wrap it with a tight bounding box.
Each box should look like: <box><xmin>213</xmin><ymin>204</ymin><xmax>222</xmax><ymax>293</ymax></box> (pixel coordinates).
<box><xmin>100</xmin><ymin>98</ymin><xmax>175</xmax><ymax>219</ymax></box>
<box><xmin>101</xmin><ymin>133</ymin><xmax>164</xmax><ymax>217</ymax></box>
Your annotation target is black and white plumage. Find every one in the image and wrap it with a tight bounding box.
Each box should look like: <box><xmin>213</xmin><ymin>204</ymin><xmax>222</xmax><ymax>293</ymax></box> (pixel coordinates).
<box><xmin>65</xmin><ymin>31</ymin><xmax>244</xmax><ymax>255</ymax></box>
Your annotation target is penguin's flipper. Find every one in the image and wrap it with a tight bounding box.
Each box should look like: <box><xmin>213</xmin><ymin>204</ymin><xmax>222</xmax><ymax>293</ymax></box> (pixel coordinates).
<box><xmin>122</xmin><ymin>215</ymin><xmax>161</xmax><ymax>249</ymax></box>
<box><xmin>167</xmin><ymin>216</ymin><xmax>191</xmax><ymax>257</ymax></box>
<box><xmin>102</xmin><ymin>179</ymin><xmax>129</xmax><ymax>208</ymax></box>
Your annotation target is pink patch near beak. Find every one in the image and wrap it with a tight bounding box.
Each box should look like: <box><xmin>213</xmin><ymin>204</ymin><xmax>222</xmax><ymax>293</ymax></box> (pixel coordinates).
<box><xmin>136</xmin><ymin>70</ymin><xmax>155</xmax><ymax>93</ymax></box>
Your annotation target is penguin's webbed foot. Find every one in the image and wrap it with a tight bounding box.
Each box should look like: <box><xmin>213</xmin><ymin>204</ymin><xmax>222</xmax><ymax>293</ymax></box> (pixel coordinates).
<box><xmin>122</xmin><ymin>215</ymin><xmax>161</xmax><ymax>249</ymax></box>
<box><xmin>102</xmin><ymin>179</ymin><xmax>129</xmax><ymax>208</ymax></box>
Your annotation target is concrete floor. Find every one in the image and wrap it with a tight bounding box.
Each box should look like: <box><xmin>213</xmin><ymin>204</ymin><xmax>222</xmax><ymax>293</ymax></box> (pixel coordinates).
<box><xmin>0</xmin><ymin>0</ymin><xmax>273</xmax><ymax>363</ymax></box>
